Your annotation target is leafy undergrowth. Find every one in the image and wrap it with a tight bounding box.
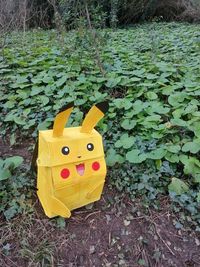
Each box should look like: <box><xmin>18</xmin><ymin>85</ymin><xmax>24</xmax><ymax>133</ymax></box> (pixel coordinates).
<box><xmin>0</xmin><ymin>23</ymin><xmax>200</xmax><ymax>229</ymax></box>
<box><xmin>0</xmin><ymin>156</ymin><xmax>34</xmax><ymax>220</ymax></box>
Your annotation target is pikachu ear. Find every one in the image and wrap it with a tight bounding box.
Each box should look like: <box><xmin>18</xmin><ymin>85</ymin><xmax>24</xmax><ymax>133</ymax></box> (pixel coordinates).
<box><xmin>81</xmin><ymin>101</ymin><xmax>109</xmax><ymax>133</ymax></box>
<box><xmin>53</xmin><ymin>102</ymin><xmax>74</xmax><ymax>137</ymax></box>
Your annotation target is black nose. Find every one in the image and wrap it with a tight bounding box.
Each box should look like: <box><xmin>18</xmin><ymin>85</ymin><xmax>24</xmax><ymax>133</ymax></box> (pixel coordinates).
<box><xmin>77</xmin><ymin>156</ymin><xmax>81</xmax><ymax>158</ymax></box>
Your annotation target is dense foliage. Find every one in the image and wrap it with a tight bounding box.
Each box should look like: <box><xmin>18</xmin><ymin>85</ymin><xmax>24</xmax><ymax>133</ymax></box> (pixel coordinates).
<box><xmin>0</xmin><ymin>23</ymin><xmax>200</xmax><ymax>228</ymax></box>
<box><xmin>0</xmin><ymin>156</ymin><xmax>33</xmax><ymax>219</ymax></box>
<box><xmin>54</xmin><ymin>0</ymin><xmax>200</xmax><ymax>28</ymax></box>
<box><xmin>1</xmin><ymin>0</ymin><xmax>200</xmax><ymax>32</ymax></box>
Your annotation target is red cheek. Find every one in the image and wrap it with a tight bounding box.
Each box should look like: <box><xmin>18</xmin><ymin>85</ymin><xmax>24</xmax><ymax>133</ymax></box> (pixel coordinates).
<box><xmin>92</xmin><ymin>161</ymin><xmax>100</xmax><ymax>171</ymax></box>
<box><xmin>60</xmin><ymin>168</ymin><xmax>70</xmax><ymax>179</ymax></box>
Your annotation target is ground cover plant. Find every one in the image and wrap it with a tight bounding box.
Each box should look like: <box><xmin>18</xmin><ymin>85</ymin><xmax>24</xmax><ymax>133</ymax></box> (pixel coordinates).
<box><xmin>0</xmin><ymin>22</ymin><xmax>200</xmax><ymax>233</ymax></box>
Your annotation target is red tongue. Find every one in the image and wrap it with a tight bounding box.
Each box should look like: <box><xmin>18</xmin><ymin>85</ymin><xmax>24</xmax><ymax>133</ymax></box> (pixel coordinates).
<box><xmin>76</xmin><ymin>164</ymin><xmax>85</xmax><ymax>176</ymax></box>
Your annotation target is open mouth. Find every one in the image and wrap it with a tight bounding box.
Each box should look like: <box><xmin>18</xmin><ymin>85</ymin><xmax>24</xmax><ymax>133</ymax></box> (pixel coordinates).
<box><xmin>76</xmin><ymin>163</ymin><xmax>85</xmax><ymax>176</ymax></box>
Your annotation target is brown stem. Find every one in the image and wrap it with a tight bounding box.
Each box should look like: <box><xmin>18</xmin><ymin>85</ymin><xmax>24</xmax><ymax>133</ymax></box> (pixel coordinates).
<box><xmin>85</xmin><ymin>2</ymin><xmax>105</xmax><ymax>76</ymax></box>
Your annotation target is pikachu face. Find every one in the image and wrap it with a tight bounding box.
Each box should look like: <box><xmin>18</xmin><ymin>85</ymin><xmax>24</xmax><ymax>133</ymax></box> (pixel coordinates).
<box><xmin>36</xmin><ymin>102</ymin><xmax>108</xmax><ymax>218</ymax></box>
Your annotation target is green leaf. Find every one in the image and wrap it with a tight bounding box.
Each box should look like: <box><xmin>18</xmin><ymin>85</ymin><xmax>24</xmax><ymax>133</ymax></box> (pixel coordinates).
<box><xmin>146</xmin><ymin>92</ymin><xmax>158</xmax><ymax>100</ymax></box>
<box><xmin>4</xmin><ymin>206</ymin><xmax>18</xmax><ymax>220</ymax></box>
<box><xmin>132</xmin><ymin>100</ymin><xmax>144</xmax><ymax>115</ymax></box>
<box><xmin>197</xmin><ymin>192</ymin><xmax>200</xmax><ymax>202</ymax></box>
<box><xmin>39</xmin><ymin>95</ymin><xmax>49</xmax><ymax>106</ymax></box>
<box><xmin>145</xmin><ymin>115</ymin><xmax>161</xmax><ymax>122</ymax></box>
<box><xmin>183</xmin><ymin>157</ymin><xmax>200</xmax><ymax>183</ymax></box>
<box><xmin>147</xmin><ymin>148</ymin><xmax>166</xmax><ymax>160</ymax></box>
<box><xmin>182</xmin><ymin>141</ymin><xmax>200</xmax><ymax>154</ymax></box>
<box><xmin>43</xmin><ymin>74</ymin><xmax>54</xmax><ymax>84</ymax></box>
<box><xmin>0</xmin><ymin>169</ymin><xmax>11</xmax><ymax>181</ymax></box>
<box><xmin>10</xmin><ymin>133</ymin><xmax>16</xmax><ymax>146</ymax></box>
<box><xmin>4</xmin><ymin>156</ymin><xmax>23</xmax><ymax>169</ymax></box>
<box><xmin>56</xmin><ymin>217</ymin><xmax>66</xmax><ymax>229</ymax></box>
<box><xmin>165</xmin><ymin>153</ymin><xmax>179</xmax><ymax>163</ymax></box>
<box><xmin>56</xmin><ymin>75</ymin><xmax>67</xmax><ymax>87</ymax></box>
<box><xmin>37</xmin><ymin>121</ymin><xmax>51</xmax><ymax>130</ymax></box>
<box><xmin>16</xmin><ymin>76</ymin><xmax>28</xmax><ymax>84</ymax></box>
<box><xmin>194</xmin><ymin>174</ymin><xmax>200</xmax><ymax>183</ymax></box>
<box><xmin>189</xmin><ymin>124</ymin><xmax>200</xmax><ymax>138</ymax></box>
<box><xmin>166</xmin><ymin>145</ymin><xmax>181</xmax><ymax>153</ymax></box>
<box><xmin>168</xmin><ymin>177</ymin><xmax>189</xmax><ymax>195</ymax></box>
<box><xmin>106</xmin><ymin>77</ymin><xmax>121</xmax><ymax>88</ymax></box>
<box><xmin>147</xmin><ymin>101</ymin><xmax>170</xmax><ymax>114</ymax></box>
<box><xmin>126</xmin><ymin>149</ymin><xmax>147</xmax><ymax>164</ymax></box>
<box><xmin>14</xmin><ymin>117</ymin><xmax>26</xmax><ymax>125</ymax></box>
<box><xmin>138</xmin><ymin>259</ymin><xmax>146</xmax><ymax>266</ymax></box>
<box><xmin>121</xmin><ymin>119</ymin><xmax>136</xmax><ymax>130</ymax></box>
<box><xmin>113</xmin><ymin>98</ymin><xmax>132</xmax><ymax>110</ymax></box>
<box><xmin>168</xmin><ymin>93</ymin><xmax>187</xmax><ymax>107</ymax></box>
<box><xmin>106</xmin><ymin>148</ymin><xmax>124</xmax><ymax>167</ymax></box>
<box><xmin>31</xmin><ymin>86</ymin><xmax>43</xmax><ymax>96</ymax></box>
<box><xmin>171</xmin><ymin>118</ymin><xmax>188</xmax><ymax>127</ymax></box>
<box><xmin>115</xmin><ymin>133</ymin><xmax>135</xmax><ymax>149</ymax></box>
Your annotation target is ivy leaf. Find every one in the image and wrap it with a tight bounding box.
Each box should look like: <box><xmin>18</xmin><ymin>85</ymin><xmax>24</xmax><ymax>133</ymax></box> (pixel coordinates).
<box><xmin>168</xmin><ymin>177</ymin><xmax>189</xmax><ymax>195</ymax></box>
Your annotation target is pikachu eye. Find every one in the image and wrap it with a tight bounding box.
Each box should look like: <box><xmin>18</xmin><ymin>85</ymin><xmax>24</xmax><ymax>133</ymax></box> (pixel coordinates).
<box><xmin>87</xmin><ymin>143</ymin><xmax>94</xmax><ymax>151</ymax></box>
<box><xmin>62</xmin><ymin>146</ymin><xmax>70</xmax><ymax>155</ymax></box>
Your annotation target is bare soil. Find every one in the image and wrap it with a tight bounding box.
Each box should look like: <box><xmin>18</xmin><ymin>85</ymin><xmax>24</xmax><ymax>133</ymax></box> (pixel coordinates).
<box><xmin>0</xmin><ymin>139</ymin><xmax>200</xmax><ymax>267</ymax></box>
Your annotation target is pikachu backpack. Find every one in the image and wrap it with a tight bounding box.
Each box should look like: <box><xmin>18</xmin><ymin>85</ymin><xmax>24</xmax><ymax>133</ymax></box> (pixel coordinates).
<box><xmin>32</xmin><ymin>101</ymin><xmax>108</xmax><ymax>218</ymax></box>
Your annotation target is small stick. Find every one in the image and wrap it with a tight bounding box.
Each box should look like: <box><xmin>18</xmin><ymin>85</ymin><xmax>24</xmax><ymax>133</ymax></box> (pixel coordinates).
<box><xmin>85</xmin><ymin>210</ymin><xmax>101</xmax><ymax>220</ymax></box>
<box><xmin>153</xmin><ymin>223</ymin><xmax>175</xmax><ymax>256</ymax></box>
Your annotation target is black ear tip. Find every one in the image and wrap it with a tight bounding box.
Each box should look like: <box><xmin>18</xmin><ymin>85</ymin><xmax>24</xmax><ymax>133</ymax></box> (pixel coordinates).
<box><xmin>58</xmin><ymin>102</ymin><xmax>74</xmax><ymax>114</ymax></box>
<box><xmin>96</xmin><ymin>101</ymin><xmax>109</xmax><ymax>114</ymax></box>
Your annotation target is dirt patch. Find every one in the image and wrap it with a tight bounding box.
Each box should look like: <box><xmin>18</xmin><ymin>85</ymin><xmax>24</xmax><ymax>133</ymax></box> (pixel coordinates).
<box><xmin>0</xmin><ymin>137</ymin><xmax>34</xmax><ymax>162</ymax></box>
<box><xmin>0</xmin><ymin>187</ymin><xmax>200</xmax><ymax>267</ymax></box>
<box><xmin>0</xmin><ymin>140</ymin><xmax>200</xmax><ymax>267</ymax></box>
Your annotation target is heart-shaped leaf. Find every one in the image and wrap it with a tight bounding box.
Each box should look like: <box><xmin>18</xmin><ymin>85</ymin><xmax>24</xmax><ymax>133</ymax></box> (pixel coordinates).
<box><xmin>168</xmin><ymin>177</ymin><xmax>189</xmax><ymax>195</ymax></box>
